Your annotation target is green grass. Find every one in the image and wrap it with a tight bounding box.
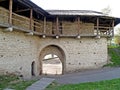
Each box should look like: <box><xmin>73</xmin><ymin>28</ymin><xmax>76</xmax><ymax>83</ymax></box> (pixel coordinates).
<box><xmin>45</xmin><ymin>46</ymin><xmax>120</xmax><ymax>90</ymax></box>
<box><xmin>1</xmin><ymin>45</ymin><xmax>120</xmax><ymax>90</ymax></box>
<box><xmin>0</xmin><ymin>75</ymin><xmax>36</xmax><ymax>90</ymax></box>
<box><xmin>108</xmin><ymin>46</ymin><xmax>120</xmax><ymax>66</ymax></box>
<box><xmin>46</xmin><ymin>78</ymin><xmax>120</xmax><ymax>90</ymax></box>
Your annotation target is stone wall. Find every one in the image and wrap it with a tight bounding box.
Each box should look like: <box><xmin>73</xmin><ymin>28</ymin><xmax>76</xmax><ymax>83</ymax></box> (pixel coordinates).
<box><xmin>0</xmin><ymin>29</ymin><xmax>40</xmax><ymax>79</ymax></box>
<box><xmin>0</xmin><ymin>7</ymin><xmax>107</xmax><ymax>79</ymax></box>
<box><xmin>0</xmin><ymin>28</ymin><xmax>108</xmax><ymax>78</ymax></box>
<box><xmin>38</xmin><ymin>37</ymin><xmax>108</xmax><ymax>73</ymax></box>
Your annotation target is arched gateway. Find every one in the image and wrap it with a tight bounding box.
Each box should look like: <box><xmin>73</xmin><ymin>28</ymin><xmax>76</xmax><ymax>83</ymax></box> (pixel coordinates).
<box><xmin>39</xmin><ymin>45</ymin><xmax>66</xmax><ymax>75</ymax></box>
<box><xmin>0</xmin><ymin>0</ymin><xmax>120</xmax><ymax>79</ymax></box>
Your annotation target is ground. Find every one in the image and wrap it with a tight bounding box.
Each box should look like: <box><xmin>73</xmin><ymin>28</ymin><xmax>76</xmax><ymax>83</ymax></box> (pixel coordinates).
<box><xmin>0</xmin><ymin>75</ymin><xmax>36</xmax><ymax>90</ymax></box>
<box><xmin>42</xmin><ymin>58</ymin><xmax>62</xmax><ymax>75</ymax></box>
<box><xmin>0</xmin><ymin>46</ymin><xmax>120</xmax><ymax>90</ymax></box>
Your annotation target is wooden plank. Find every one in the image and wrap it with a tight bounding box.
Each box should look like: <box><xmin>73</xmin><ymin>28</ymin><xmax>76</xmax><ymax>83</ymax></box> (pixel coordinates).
<box><xmin>112</xmin><ymin>19</ymin><xmax>114</xmax><ymax>37</ymax></box>
<box><xmin>43</xmin><ymin>17</ymin><xmax>46</xmax><ymax>34</ymax></box>
<box><xmin>96</xmin><ymin>17</ymin><xmax>99</xmax><ymax>35</ymax></box>
<box><xmin>33</xmin><ymin>9</ymin><xmax>44</xmax><ymax>16</ymax></box>
<box><xmin>56</xmin><ymin>16</ymin><xmax>59</xmax><ymax>35</ymax></box>
<box><xmin>15</xmin><ymin>8</ymin><xmax>30</xmax><ymax>13</ymax></box>
<box><xmin>77</xmin><ymin>16</ymin><xmax>80</xmax><ymax>34</ymax></box>
<box><xmin>9</xmin><ymin>0</ymin><xmax>13</xmax><ymax>25</ymax></box>
<box><xmin>94</xmin><ymin>26</ymin><xmax>110</xmax><ymax>29</ymax></box>
<box><xmin>30</xmin><ymin>9</ymin><xmax>33</xmax><ymax>30</ymax></box>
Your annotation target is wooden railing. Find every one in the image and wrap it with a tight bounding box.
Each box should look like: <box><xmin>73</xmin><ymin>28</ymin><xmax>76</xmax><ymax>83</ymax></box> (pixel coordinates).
<box><xmin>0</xmin><ymin>7</ymin><xmax>114</xmax><ymax>37</ymax></box>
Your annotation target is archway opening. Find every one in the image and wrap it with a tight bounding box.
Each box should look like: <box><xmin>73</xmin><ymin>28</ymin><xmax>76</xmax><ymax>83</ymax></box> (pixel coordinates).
<box><xmin>39</xmin><ymin>45</ymin><xmax>65</xmax><ymax>75</ymax></box>
<box><xmin>42</xmin><ymin>54</ymin><xmax>62</xmax><ymax>75</ymax></box>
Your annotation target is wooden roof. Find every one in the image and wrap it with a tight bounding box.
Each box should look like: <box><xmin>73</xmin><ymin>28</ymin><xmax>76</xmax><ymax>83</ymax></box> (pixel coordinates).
<box><xmin>47</xmin><ymin>10</ymin><xmax>105</xmax><ymax>16</ymax></box>
<box><xmin>0</xmin><ymin>0</ymin><xmax>120</xmax><ymax>26</ymax></box>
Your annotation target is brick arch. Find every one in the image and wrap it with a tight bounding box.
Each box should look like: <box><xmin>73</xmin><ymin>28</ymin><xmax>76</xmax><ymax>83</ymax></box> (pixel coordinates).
<box><xmin>39</xmin><ymin>45</ymin><xmax>66</xmax><ymax>75</ymax></box>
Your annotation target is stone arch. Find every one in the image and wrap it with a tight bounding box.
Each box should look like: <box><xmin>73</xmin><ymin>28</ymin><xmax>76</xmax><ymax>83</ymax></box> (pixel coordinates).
<box><xmin>39</xmin><ymin>45</ymin><xmax>66</xmax><ymax>75</ymax></box>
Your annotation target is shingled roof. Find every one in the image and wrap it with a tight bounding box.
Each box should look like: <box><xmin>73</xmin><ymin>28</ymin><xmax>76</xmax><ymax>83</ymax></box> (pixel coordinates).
<box><xmin>47</xmin><ymin>10</ymin><xmax>106</xmax><ymax>16</ymax></box>
<box><xmin>1</xmin><ymin>0</ymin><xmax>120</xmax><ymax>26</ymax></box>
<box><xmin>46</xmin><ymin>10</ymin><xmax>120</xmax><ymax>26</ymax></box>
<box><xmin>16</xmin><ymin>0</ymin><xmax>49</xmax><ymax>16</ymax></box>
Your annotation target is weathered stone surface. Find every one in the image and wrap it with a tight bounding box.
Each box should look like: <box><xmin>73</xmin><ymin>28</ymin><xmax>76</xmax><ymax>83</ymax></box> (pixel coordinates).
<box><xmin>0</xmin><ymin>29</ymin><xmax>107</xmax><ymax>79</ymax></box>
<box><xmin>26</xmin><ymin>78</ymin><xmax>55</xmax><ymax>90</ymax></box>
<box><xmin>0</xmin><ymin>6</ymin><xmax>108</xmax><ymax>79</ymax></box>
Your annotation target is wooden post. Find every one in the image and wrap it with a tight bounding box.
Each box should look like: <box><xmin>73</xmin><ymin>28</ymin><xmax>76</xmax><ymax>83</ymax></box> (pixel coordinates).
<box><xmin>97</xmin><ymin>17</ymin><xmax>99</xmax><ymax>36</ymax></box>
<box><xmin>9</xmin><ymin>0</ymin><xmax>13</xmax><ymax>25</ymax></box>
<box><xmin>30</xmin><ymin>9</ymin><xmax>33</xmax><ymax>30</ymax></box>
<box><xmin>43</xmin><ymin>17</ymin><xmax>46</xmax><ymax>34</ymax></box>
<box><xmin>77</xmin><ymin>16</ymin><xmax>80</xmax><ymax>34</ymax></box>
<box><xmin>112</xmin><ymin>19</ymin><xmax>114</xmax><ymax>37</ymax></box>
<box><xmin>56</xmin><ymin>16</ymin><xmax>59</xmax><ymax>35</ymax></box>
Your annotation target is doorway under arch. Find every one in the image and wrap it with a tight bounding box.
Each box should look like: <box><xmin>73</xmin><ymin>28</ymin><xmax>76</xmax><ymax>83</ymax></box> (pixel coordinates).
<box><xmin>43</xmin><ymin>54</ymin><xmax>62</xmax><ymax>75</ymax></box>
<box><xmin>39</xmin><ymin>45</ymin><xmax>65</xmax><ymax>75</ymax></box>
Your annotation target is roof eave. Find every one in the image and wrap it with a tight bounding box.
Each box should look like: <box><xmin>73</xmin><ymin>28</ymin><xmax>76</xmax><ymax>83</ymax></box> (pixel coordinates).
<box><xmin>17</xmin><ymin>0</ymin><xmax>49</xmax><ymax>16</ymax></box>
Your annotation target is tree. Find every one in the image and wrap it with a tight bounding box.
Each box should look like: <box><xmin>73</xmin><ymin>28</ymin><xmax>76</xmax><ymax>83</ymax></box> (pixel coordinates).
<box><xmin>101</xmin><ymin>6</ymin><xmax>111</xmax><ymax>15</ymax></box>
<box><xmin>114</xmin><ymin>28</ymin><xmax>120</xmax><ymax>45</ymax></box>
<box><xmin>102</xmin><ymin>6</ymin><xmax>112</xmax><ymax>45</ymax></box>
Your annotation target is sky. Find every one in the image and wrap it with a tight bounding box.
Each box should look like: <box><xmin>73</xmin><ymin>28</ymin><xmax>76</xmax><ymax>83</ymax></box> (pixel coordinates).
<box><xmin>31</xmin><ymin>0</ymin><xmax>120</xmax><ymax>18</ymax></box>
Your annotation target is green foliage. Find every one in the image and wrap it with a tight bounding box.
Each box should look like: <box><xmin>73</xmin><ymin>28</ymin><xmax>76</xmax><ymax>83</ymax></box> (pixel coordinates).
<box><xmin>114</xmin><ymin>36</ymin><xmax>120</xmax><ymax>45</ymax></box>
<box><xmin>46</xmin><ymin>78</ymin><xmax>120</xmax><ymax>90</ymax></box>
<box><xmin>0</xmin><ymin>75</ymin><xmax>36</xmax><ymax>90</ymax></box>
<box><xmin>115</xmin><ymin>28</ymin><xmax>120</xmax><ymax>35</ymax></box>
<box><xmin>108</xmin><ymin>46</ymin><xmax>120</xmax><ymax>66</ymax></box>
<box><xmin>114</xmin><ymin>28</ymin><xmax>120</xmax><ymax>45</ymax></box>
<box><xmin>45</xmin><ymin>46</ymin><xmax>120</xmax><ymax>90</ymax></box>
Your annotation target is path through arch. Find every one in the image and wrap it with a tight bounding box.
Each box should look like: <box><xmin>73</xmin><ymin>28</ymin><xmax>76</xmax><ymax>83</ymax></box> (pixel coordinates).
<box><xmin>39</xmin><ymin>45</ymin><xmax>65</xmax><ymax>75</ymax></box>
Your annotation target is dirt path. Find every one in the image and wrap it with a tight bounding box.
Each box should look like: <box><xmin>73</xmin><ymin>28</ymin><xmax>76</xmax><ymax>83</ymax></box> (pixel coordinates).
<box><xmin>42</xmin><ymin>58</ymin><xmax>62</xmax><ymax>75</ymax></box>
<box><xmin>43</xmin><ymin>67</ymin><xmax>120</xmax><ymax>84</ymax></box>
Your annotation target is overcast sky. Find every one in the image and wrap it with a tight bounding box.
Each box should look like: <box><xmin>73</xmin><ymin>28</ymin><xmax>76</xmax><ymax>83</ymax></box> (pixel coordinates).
<box><xmin>31</xmin><ymin>0</ymin><xmax>120</xmax><ymax>18</ymax></box>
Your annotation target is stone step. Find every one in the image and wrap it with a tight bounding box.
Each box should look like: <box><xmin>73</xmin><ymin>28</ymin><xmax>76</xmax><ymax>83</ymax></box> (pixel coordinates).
<box><xmin>26</xmin><ymin>78</ymin><xmax>55</xmax><ymax>90</ymax></box>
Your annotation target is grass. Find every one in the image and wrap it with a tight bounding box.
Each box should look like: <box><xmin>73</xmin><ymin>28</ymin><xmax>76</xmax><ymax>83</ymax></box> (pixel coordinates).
<box><xmin>0</xmin><ymin>74</ymin><xmax>36</xmax><ymax>90</ymax></box>
<box><xmin>107</xmin><ymin>46</ymin><xmax>120</xmax><ymax>66</ymax></box>
<box><xmin>45</xmin><ymin>46</ymin><xmax>120</xmax><ymax>90</ymax></box>
<box><xmin>46</xmin><ymin>78</ymin><xmax>120</xmax><ymax>90</ymax></box>
<box><xmin>1</xmin><ymin>45</ymin><xmax>120</xmax><ymax>90</ymax></box>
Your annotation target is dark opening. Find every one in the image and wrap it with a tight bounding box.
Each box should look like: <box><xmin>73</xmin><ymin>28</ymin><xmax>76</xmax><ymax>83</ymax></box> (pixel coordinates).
<box><xmin>31</xmin><ymin>61</ymin><xmax>35</xmax><ymax>76</ymax></box>
<box><xmin>59</xmin><ymin>22</ymin><xmax>63</xmax><ymax>34</ymax></box>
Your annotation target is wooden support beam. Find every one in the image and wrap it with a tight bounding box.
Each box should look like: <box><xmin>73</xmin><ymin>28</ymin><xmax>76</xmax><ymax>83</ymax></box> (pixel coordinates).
<box><xmin>33</xmin><ymin>9</ymin><xmax>44</xmax><ymax>16</ymax></box>
<box><xmin>97</xmin><ymin>17</ymin><xmax>99</xmax><ymax>36</ymax></box>
<box><xmin>15</xmin><ymin>8</ymin><xmax>30</xmax><ymax>13</ymax></box>
<box><xmin>9</xmin><ymin>0</ymin><xmax>13</xmax><ymax>25</ymax></box>
<box><xmin>108</xmin><ymin>26</ymin><xmax>111</xmax><ymax>35</ymax></box>
<box><xmin>112</xmin><ymin>19</ymin><xmax>114</xmax><ymax>37</ymax></box>
<box><xmin>30</xmin><ymin>9</ymin><xmax>33</xmax><ymax>30</ymax></box>
<box><xmin>77</xmin><ymin>16</ymin><xmax>80</xmax><ymax>34</ymax></box>
<box><xmin>43</xmin><ymin>17</ymin><xmax>46</xmax><ymax>34</ymax></box>
<box><xmin>56</xmin><ymin>16</ymin><xmax>59</xmax><ymax>35</ymax></box>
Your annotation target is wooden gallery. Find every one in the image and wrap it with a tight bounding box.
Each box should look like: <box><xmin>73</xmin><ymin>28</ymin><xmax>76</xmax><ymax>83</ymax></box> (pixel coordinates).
<box><xmin>0</xmin><ymin>0</ymin><xmax>120</xmax><ymax>79</ymax></box>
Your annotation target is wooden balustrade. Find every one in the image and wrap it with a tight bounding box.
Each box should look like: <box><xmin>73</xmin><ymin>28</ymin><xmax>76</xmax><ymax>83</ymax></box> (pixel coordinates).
<box><xmin>0</xmin><ymin>6</ymin><xmax>114</xmax><ymax>37</ymax></box>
